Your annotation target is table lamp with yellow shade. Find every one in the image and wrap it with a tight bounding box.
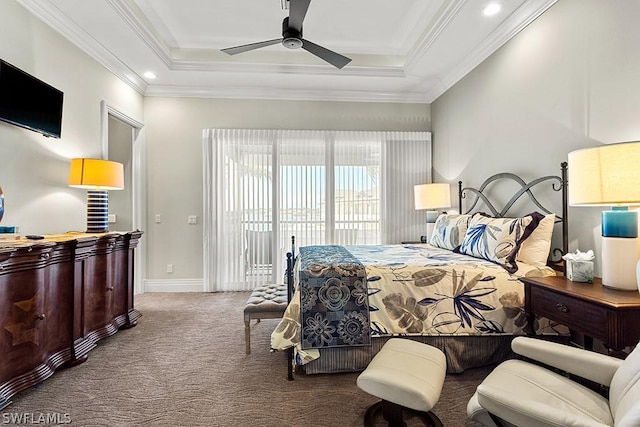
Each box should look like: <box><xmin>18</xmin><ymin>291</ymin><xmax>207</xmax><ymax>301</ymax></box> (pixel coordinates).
<box><xmin>568</xmin><ymin>142</ymin><xmax>640</xmax><ymax>291</ymax></box>
<box><xmin>68</xmin><ymin>158</ymin><xmax>124</xmax><ymax>233</ymax></box>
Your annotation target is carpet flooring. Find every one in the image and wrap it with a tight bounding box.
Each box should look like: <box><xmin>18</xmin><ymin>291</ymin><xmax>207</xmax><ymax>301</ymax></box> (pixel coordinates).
<box><xmin>4</xmin><ymin>292</ymin><xmax>489</xmax><ymax>426</ymax></box>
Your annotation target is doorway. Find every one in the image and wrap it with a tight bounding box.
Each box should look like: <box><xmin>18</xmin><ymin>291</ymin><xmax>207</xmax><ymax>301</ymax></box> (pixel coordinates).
<box><xmin>108</xmin><ymin>115</ymin><xmax>133</xmax><ymax>230</ymax></box>
<box><xmin>101</xmin><ymin>100</ymin><xmax>146</xmax><ymax>294</ymax></box>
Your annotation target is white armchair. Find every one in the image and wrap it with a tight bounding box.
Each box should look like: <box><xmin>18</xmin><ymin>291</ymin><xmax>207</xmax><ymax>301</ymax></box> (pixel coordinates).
<box><xmin>467</xmin><ymin>336</ymin><xmax>640</xmax><ymax>427</ymax></box>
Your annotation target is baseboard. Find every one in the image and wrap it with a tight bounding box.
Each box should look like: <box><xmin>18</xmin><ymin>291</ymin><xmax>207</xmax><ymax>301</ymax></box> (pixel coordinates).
<box><xmin>143</xmin><ymin>279</ymin><xmax>205</xmax><ymax>293</ymax></box>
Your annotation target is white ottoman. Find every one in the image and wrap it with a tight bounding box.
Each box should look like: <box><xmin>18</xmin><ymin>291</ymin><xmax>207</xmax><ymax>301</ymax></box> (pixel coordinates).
<box><xmin>357</xmin><ymin>338</ymin><xmax>446</xmax><ymax>427</ymax></box>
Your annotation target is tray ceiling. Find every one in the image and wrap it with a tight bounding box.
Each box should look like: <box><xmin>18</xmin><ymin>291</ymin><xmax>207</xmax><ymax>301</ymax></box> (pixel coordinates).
<box><xmin>18</xmin><ymin>0</ymin><xmax>556</xmax><ymax>103</ymax></box>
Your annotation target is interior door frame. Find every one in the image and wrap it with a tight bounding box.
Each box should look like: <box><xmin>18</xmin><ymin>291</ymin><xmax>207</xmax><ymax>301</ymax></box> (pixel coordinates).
<box><xmin>101</xmin><ymin>100</ymin><xmax>146</xmax><ymax>294</ymax></box>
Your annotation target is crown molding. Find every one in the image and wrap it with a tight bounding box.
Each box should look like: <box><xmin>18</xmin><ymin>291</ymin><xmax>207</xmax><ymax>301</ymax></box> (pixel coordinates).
<box><xmin>404</xmin><ymin>0</ymin><xmax>467</xmax><ymax>72</ymax></box>
<box><xmin>144</xmin><ymin>84</ymin><xmax>428</xmax><ymax>104</ymax></box>
<box><xmin>16</xmin><ymin>0</ymin><xmax>148</xmax><ymax>94</ymax></box>
<box><xmin>170</xmin><ymin>59</ymin><xmax>405</xmax><ymax>78</ymax></box>
<box><xmin>107</xmin><ymin>0</ymin><xmax>173</xmax><ymax>68</ymax></box>
<box><xmin>424</xmin><ymin>0</ymin><xmax>558</xmax><ymax>102</ymax></box>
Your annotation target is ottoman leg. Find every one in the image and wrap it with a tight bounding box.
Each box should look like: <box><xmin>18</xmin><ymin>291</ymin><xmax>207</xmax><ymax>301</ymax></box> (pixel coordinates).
<box><xmin>382</xmin><ymin>400</ymin><xmax>405</xmax><ymax>427</ymax></box>
<box><xmin>363</xmin><ymin>401</ymin><xmax>405</xmax><ymax>427</ymax></box>
<box><xmin>244</xmin><ymin>319</ymin><xmax>251</xmax><ymax>355</ymax></box>
<box><xmin>363</xmin><ymin>400</ymin><xmax>443</xmax><ymax>427</ymax></box>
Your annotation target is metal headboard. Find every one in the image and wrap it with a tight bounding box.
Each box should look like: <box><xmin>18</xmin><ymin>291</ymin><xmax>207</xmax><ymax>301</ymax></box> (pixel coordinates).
<box><xmin>285</xmin><ymin>235</ymin><xmax>296</xmax><ymax>381</ymax></box>
<box><xmin>458</xmin><ymin>162</ymin><xmax>568</xmax><ymax>272</ymax></box>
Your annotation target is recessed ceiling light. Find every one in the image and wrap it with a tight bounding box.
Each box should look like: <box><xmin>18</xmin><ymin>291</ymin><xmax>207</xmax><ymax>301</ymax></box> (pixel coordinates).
<box><xmin>143</xmin><ymin>71</ymin><xmax>157</xmax><ymax>79</ymax></box>
<box><xmin>483</xmin><ymin>2</ymin><xmax>502</xmax><ymax>16</ymax></box>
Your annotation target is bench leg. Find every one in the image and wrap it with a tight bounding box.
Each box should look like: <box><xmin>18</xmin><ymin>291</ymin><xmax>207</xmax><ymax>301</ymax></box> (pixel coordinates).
<box><xmin>245</xmin><ymin>320</ymin><xmax>251</xmax><ymax>354</ymax></box>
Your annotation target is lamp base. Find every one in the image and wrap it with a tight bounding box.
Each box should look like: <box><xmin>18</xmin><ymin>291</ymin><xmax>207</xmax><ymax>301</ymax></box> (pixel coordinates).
<box><xmin>426</xmin><ymin>222</ymin><xmax>435</xmax><ymax>242</ymax></box>
<box><xmin>602</xmin><ymin>236</ymin><xmax>640</xmax><ymax>291</ymax></box>
<box><xmin>86</xmin><ymin>190</ymin><xmax>109</xmax><ymax>233</ymax></box>
<box><xmin>425</xmin><ymin>210</ymin><xmax>441</xmax><ymax>242</ymax></box>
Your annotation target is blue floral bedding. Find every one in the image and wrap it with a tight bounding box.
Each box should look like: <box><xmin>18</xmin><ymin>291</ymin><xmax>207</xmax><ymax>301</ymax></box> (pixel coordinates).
<box><xmin>271</xmin><ymin>243</ymin><xmax>563</xmax><ymax>365</ymax></box>
<box><xmin>297</xmin><ymin>245</ymin><xmax>370</xmax><ymax>349</ymax></box>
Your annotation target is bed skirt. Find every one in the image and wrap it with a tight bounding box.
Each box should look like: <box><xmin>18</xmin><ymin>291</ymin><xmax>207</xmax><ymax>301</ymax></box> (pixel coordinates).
<box><xmin>298</xmin><ymin>335</ymin><xmax>567</xmax><ymax>374</ymax></box>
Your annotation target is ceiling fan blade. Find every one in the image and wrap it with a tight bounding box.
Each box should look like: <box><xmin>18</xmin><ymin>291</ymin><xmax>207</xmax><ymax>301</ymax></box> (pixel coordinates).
<box><xmin>301</xmin><ymin>39</ymin><xmax>352</xmax><ymax>69</ymax></box>
<box><xmin>222</xmin><ymin>38</ymin><xmax>283</xmax><ymax>55</ymax></box>
<box><xmin>288</xmin><ymin>0</ymin><xmax>311</xmax><ymax>33</ymax></box>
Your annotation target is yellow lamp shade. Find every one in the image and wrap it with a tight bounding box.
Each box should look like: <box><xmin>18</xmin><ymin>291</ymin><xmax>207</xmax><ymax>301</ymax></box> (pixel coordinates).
<box><xmin>68</xmin><ymin>158</ymin><xmax>124</xmax><ymax>190</ymax></box>
<box><xmin>568</xmin><ymin>142</ymin><xmax>640</xmax><ymax>206</ymax></box>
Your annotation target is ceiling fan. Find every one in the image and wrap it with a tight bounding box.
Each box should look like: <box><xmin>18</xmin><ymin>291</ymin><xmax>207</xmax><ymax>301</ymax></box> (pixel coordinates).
<box><xmin>221</xmin><ymin>0</ymin><xmax>352</xmax><ymax>69</ymax></box>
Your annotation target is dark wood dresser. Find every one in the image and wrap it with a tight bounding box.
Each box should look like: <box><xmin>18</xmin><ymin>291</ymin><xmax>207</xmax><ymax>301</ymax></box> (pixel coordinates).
<box><xmin>520</xmin><ymin>275</ymin><xmax>640</xmax><ymax>358</ymax></box>
<box><xmin>0</xmin><ymin>231</ymin><xmax>143</xmax><ymax>409</ymax></box>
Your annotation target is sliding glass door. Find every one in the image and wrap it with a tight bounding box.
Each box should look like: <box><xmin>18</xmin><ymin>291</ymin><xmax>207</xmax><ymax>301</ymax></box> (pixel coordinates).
<box><xmin>203</xmin><ymin>129</ymin><xmax>431</xmax><ymax>291</ymax></box>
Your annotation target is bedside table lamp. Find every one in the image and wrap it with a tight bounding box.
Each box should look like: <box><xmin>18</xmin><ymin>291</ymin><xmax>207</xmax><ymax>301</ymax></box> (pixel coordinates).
<box><xmin>68</xmin><ymin>158</ymin><xmax>124</xmax><ymax>233</ymax></box>
<box><xmin>414</xmin><ymin>183</ymin><xmax>451</xmax><ymax>241</ymax></box>
<box><xmin>568</xmin><ymin>142</ymin><xmax>640</xmax><ymax>291</ymax></box>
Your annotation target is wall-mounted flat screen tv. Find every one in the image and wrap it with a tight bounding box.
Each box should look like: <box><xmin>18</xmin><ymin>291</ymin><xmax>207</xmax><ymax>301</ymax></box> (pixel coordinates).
<box><xmin>0</xmin><ymin>59</ymin><xmax>63</xmax><ymax>138</ymax></box>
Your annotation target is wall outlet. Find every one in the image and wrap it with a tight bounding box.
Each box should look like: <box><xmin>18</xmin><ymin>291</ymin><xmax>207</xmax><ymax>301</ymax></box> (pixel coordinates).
<box><xmin>108</xmin><ymin>214</ymin><xmax>117</xmax><ymax>223</ymax></box>
<box><xmin>188</xmin><ymin>215</ymin><xmax>198</xmax><ymax>224</ymax></box>
<box><xmin>155</xmin><ymin>214</ymin><xmax>162</xmax><ymax>223</ymax></box>
<box><xmin>166</xmin><ymin>264</ymin><xmax>173</xmax><ymax>273</ymax></box>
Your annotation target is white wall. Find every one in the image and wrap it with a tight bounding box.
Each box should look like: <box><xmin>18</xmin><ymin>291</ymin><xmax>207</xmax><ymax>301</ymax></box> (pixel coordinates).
<box><xmin>0</xmin><ymin>0</ymin><xmax>143</xmax><ymax>236</ymax></box>
<box><xmin>143</xmin><ymin>97</ymin><xmax>430</xmax><ymax>283</ymax></box>
<box><xmin>431</xmin><ymin>0</ymin><xmax>640</xmax><ymax>276</ymax></box>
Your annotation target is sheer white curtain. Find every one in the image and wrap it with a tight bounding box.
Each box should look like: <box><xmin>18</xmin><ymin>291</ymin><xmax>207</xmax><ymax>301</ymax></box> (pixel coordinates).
<box><xmin>203</xmin><ymin>129</ymin><xmax>431</xmax><ymax>292</ymax></box>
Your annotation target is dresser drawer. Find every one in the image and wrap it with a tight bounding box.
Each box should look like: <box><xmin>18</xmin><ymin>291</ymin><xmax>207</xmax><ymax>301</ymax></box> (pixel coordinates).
<box><xmin>530</xmin><ymin>286</ymin><xmax>607</xmax><ymax>338</ymax></box>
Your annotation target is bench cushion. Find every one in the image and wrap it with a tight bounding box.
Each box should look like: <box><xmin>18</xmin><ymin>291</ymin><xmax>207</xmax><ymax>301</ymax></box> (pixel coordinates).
<box><xmin>244</xmin><ymin>284</ymin><xmax>287</xmax><ymax>316</ymax></box>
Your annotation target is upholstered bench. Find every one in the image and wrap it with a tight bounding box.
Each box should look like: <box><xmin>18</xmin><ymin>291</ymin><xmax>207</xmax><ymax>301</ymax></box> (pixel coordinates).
<box><xmin>357</xmin><ymin>338</ymin><xmax>446</xmax><ymax>427</ymax></box>
<box><xmin>243</xmin><ymin>283</ymin><xmax>287</xmax><ymax>354</ymax></box>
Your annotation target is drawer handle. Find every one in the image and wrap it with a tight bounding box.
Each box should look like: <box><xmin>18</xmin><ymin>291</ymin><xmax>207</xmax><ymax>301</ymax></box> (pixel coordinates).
<box><xmin>108</xmin><ymin>242</ymin><xmax>116</xmax><ymax>248</ymax></box>
<box><xmin>555</xmin><ymin>303</ymin><xmax>569</xmax><ymax>313</ymax></box>
<box><xmin>107</xmin><ymin>286</ymin><xmax>114</xmax><ymax>291</ymax></box>
<box><xmin>40</xmin><ymin>253</ymin><xmax>50</xmax><ymax>260</ymax></box>
<box><xmin>36</xmin><ymin>313</ymin><xmax>46</xmax><ymax>321</ymax></box>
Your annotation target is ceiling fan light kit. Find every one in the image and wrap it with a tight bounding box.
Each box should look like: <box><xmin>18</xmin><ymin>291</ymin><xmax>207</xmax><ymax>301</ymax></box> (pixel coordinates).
<box><xmin>221</xmin><ymin>0</ymin><xmax>352</xmax><ymax>69</ymax></box>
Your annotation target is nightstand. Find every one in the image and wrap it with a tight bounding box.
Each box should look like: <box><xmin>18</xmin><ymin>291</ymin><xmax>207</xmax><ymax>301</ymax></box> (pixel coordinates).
<box><xmin>520</xmin><ymin>275</ymin><xmax>640</xmax><ymax>358</ymax></box>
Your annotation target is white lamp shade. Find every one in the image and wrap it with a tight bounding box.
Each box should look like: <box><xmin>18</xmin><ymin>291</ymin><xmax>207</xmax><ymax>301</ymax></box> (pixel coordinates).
<box><xmin>568</xmin><ymin>141</ymin><xmax>640</xmax><ymax>291</ymax></box>
<box><xmin>568</xmin><ymin>142</ymin><xmax>640</xmax><ymax>206</ymax></box>
<box><xmin>414</xmin><ymin>183</ymin><xmax>451</xmax><ymax>210</ymax></box>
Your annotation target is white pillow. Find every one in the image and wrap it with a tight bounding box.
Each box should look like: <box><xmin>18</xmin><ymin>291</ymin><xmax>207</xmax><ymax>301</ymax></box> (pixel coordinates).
<box><xmin>459</xmin><ymin>214</ymin><xmax>533</xmax><ymax>273</ymax></box>
<box><xmin>517</xmin><ymin>213</ymin><xmax>555</xmax><ymax>267</ymax></box>
<box><xmin>429</xmin><ymin>214</ymin><xmax>471</xmax><ymax>250</ymax></box>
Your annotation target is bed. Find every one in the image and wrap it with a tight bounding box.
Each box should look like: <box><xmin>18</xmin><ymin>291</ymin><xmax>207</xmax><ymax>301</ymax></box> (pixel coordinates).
<box><xmin>271</xmin><ymin>163</ymin><xmax>569</xmax><ymax>376</ymax></box>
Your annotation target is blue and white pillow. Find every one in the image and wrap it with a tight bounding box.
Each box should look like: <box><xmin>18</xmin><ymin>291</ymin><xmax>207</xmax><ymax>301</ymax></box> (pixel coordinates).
<box><xmin>429</xmin><ymin>214</ymin><xmax>471</xmax><ymax>250</ymax></box>
<box><xmin>459</xmin><ymin>213</ymin><xmax>533</xmax><ymax>272</ymax></box>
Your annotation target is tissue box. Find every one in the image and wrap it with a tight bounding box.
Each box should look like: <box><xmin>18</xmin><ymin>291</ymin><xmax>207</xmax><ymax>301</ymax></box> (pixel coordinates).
<box><xmin>566</xmin><ymin>260</ymin><xmax>594</xmax><ymax>283</ymax></box>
